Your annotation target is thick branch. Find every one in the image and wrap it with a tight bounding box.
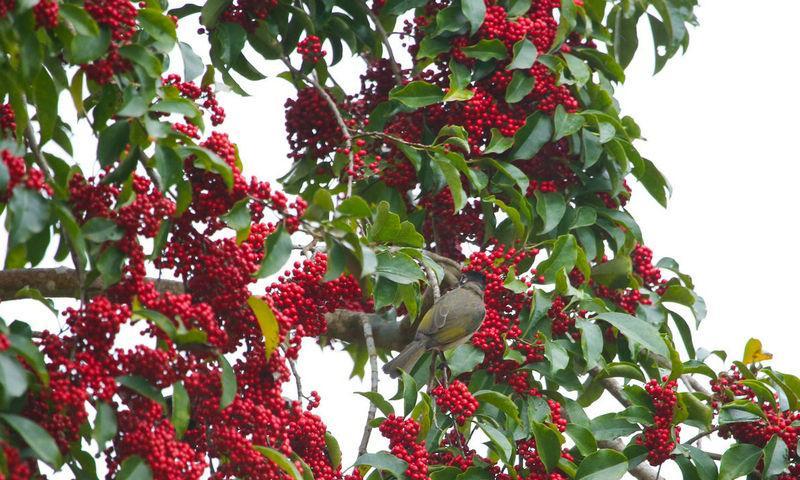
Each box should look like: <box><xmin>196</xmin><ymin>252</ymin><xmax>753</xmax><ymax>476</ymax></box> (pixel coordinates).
<box><xmin>324</xmin><ymin>309</ymin><xmax>414</xmax><ymax>351</ymax></box>
<box><xmin>0</xmin><ymin>267</ymin><xmax>184</xmax><ymax>301</ymax></box>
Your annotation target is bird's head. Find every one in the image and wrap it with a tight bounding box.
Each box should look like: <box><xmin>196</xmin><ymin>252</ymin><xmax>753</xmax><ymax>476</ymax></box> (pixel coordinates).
<box><xmin>459</xmin><ymin>270</ymin><xmax>487</xmax><ymax>291</ymax></box>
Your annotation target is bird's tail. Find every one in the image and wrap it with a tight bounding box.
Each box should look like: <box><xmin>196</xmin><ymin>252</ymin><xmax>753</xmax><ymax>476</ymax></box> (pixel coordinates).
<box><xmin>382</xmin><ymin>340</ymin><xmax>426</xmax><ymax>379</ymax></box>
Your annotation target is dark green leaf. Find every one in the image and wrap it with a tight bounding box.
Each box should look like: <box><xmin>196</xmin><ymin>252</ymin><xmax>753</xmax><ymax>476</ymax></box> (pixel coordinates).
<box><xmin>718</xmin><ymin>443</ymin><xmax>762</xmax><ymax>480</ymax></box>
<box><xmin>0</xmin><ymin>413</ymin><xmax>62</xmax><ymax>468</ymax></box>
<box><xmin>575</xmin><ymin>449</ymin><xmax>627</xmax><ymax>480</ymax></box>
<box><xmin>254</xmin><ymin>225</ymin><xmax>292</xmax><ymax>278</ymax></box>
<box><xmin>93</xmin><ymin>401</ymin><xmax>117</xmax><ymax>449</ymax></box>
<box><xmin>595</xmin><ymin>312</ymin><xmax>669</xmax><ymax>357</ymax></box>
<box><xmin>8</xmin><ymin>188</ymin><xmax>49</xmax><ymax>247</ymax></box>
<box><xmin>389</xmin><ymin>81</ymin><xmax>445</xmax><ymax>109</ymax></box>
<box><xmin>117</xmin><ymin>456</ymin><xmax>152</xmax><ymax>480</ymax></box>
<box><xmin>508</xmin><ymin>39</ymin><xmax>537</xmax><ymax>69</ymax></box>
<box><xmin>218</xmin><ymin>354</ymin><xmax>236</xmax><ymax>409</ymax></box>
<box><xmin>510</xmin><ymin>112</ymin><xmax>552</xmax><ymax>160</ymax></box>
<box><xmin>171</xmin><ymin>381</ymin><xmax>190</xmax><ymax>439</ymax></box>
<box><xmin>461</xmin><ymin>39</ymin><xmax>508</xmax><ymax>61</ymax></box>
<box><xmin>505</xmin><ymin>71</ymin><xmax>535</xmax><ymax>104</ymax></box>
<box><xmin>355</xmin><ymin>452</ymin><xmax>409</xmax><ymax>478</ymax></box>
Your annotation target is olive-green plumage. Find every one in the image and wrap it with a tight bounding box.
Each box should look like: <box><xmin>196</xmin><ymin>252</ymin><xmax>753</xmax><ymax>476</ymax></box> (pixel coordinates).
<box><xmin>382</xmin><ymin>272</ymin><xmax>486</xmax><ymax>378</ymax></box>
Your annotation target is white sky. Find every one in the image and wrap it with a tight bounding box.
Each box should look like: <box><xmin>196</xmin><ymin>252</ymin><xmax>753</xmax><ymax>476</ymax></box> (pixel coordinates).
<box><xmin>2</xmin><ymin>0</ymin><xmax>799</xmax><ymax>477</ymax></box>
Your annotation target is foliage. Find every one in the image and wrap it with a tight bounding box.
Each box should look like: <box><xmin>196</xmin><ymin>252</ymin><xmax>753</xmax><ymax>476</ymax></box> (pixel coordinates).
<box><xmin>0</xmin><ymin>0</ymin><xmax>797</xmax><ymax>479</ymax></box>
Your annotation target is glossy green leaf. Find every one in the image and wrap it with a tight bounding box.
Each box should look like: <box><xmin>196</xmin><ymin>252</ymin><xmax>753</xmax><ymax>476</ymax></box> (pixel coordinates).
<box><xmin>1</xmin><ymin>413</ymin><xmax>62</xmax><ymax>468</ymax></box>
<box><xmin>508</xmin><ymin>39</ymin><xmax>537</xmax><ymax>69</ymax></box>
<box><xmin>389</xmin><ymin>81</ymin><xmax>445</xmax><ymax>108</ymax></box>
<box><xmin>718</xmin><ymin>443</ymin><xmax>762</xmax><ymax>480</ymax></box>
<box><xmin>595</xmin><ymin>312</ymin><xmax>669</xmax><ymax>357</ymax></box>
<box><xmin>575</xmin><ymin>449</ymin><xmax>627</xmax><ymax>480</ymax></box>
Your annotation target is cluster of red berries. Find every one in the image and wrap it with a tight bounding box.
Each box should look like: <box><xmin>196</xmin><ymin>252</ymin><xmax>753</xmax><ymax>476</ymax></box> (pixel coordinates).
<box><xmin>220</xmin><ymin>0</ymin><xmax>278</xmax><ymax>29</ymax></box>
<box><xmin>420</xmin><ymin>190</ymin><xmax>484</xmax><ymax>259</ymax></box>
<box><xmin>378</xmin><ymin>415</ymin><xmax>429</xmax><ymax>480</ymax></box>
<box><xmin>0</xmin><ymin>103</ymin><xmax>15</xmax><ymax>135</ymax></box>
<box><xmin>82</xmin><ymin>0</ymin><xmax>138</xmax><ymax>83</ymax></box>
<box><xmin>298</xmin><ymin>35</ymin><xmax>326</xmax><ymax>64</ymax></box>
<box><xmin>1</xmin><ymin>149</ymin><xmax>52</xmax><ymax>201</ymax></box>
<box><xmin>33</xmin><ymin>0</ymin><xmax>59</xmax><ymax>29</ymax></box>
<box><xmin>163</xmin><ymin>74</ymin><xmax>226</xmax><ymax>126</ymax></box>
<box><xmin>285</xmin><ymin>87</ymin><xmax>345</xmax><ymax>162</ymax></box>
<box><xmin>637</xmin><ymin>377</ymin><xmax>680</xmax><ymax>466</ymax></box>
<box><xmin>431</xmin><ymin>380</ymin><xmax>479</xmax><ymax>424</ymax></box>
<box><xmin>0</xmin><ymin>0</ymin><xmax>14</xmax><ymax>19</ymax></box>
<box><xmin>548</xmin><ymin>296</ymin><xmax>583</xmax><ymax>339</ymax></box>
<box><xmin>516</xmin><ymin>437</ymin><xmax>572</xmax><ymax>479</ymax></box>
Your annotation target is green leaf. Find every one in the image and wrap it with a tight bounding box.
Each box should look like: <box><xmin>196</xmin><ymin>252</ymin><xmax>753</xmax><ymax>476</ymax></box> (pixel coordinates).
<box><xmin>354</xmin><ymin>452</ymin><xmax>409</xmax><ymax>478</ymax></box>
<box><xmin>117</xmin><ymin>455</ymin><xmax>152</xmax><ymax>480</ymax></box>
<box><xmin>460</xmin><ymin>0</ymin><xmax>485</xmax><ymax>35</ymax></box>
<box><xmin>445</xmin><ymin>344</ymin><xmax>484</xmax><ymax>377</ymax></box>
<box><xmin>563</xmin><ymin>53</ymin><xmax>590</xmax><ymax>85</ymax></box>
<box><xmin>1</xmin><ymin>413</ymin><xmax>62</xmax><ymax>468</ymax></box>
<box><xmin>511</xmin><ymin>112</ymin><xmax>552</xmax><ymax>160</ymax></box>
<box><xmin>179</xmin><ymin>42</ymin><xmax>204</xmax><ymax>81</ymax></box>
<box><xmin>200</xmin><ymin>0</ymin><xmax>230</xmax><ymax>27</ymax></box>
<box><xmin>576</xmin><ymin>318</ymin><xmax>603</xmax><ymax>368</ymax></box>
<box><xmin>595</xmin><ymin>312</ymin><xmax>669</xmax><ymax>357</ymax></box>
<box><xmin>532</xmin><ymin>421</ymin><xmax>562</xmax><ymax>472</ymax></box>
<box><xmin>33</xmin><ymin>69</ymin><xmax>58</xmax><ymax>144</ymax></box>
<box><xmin>508</xmin><ymin>39</ymin><xmax>537</xmax><ymax>69</ymax></box>
<box><xmin>255</xmin><ymin>446</ymin><xmax>303</xmax><ymax>480</ymax></box>
<box><xmin>575</xmin><ymin>449</ymin><xmax>627</xmax><ymax>480</ymax></box>
<box><xmin>389</xmin><ymin>81</ymin><xmax>444</xmax><ymax>109</ymax></box>
<box><xmin>505</xmin><ymin>71</ymin><xmax>535</xmax><ymax>104</ymax></box>
<box><xmin>98</xmin><ymin>121</ymin><xmax>131</xmax><ymax>167</ymax></box>
<box><xmin>59</xmin><ymin>3</ymin><xmax>99</xmax><ymax>35</ymax></box>
<box><xmin>218</xmin><ymin>354</ymin><xmax>237</xmax><ymax>409</ymax></box>
<box><xmin>590</xmin><ymin>257</ymin><xmax>631</xmax><ymax>289</ymax></box>
<box><xmin>613</xmin><ymin>7</ymin><xmax>639</xmax><ymax>68</ymax></box>
<box><xmin>221</xmin><ymin>199</ymin><xmax>251</xmax><ymax>242</ymax></box>
<box><xmin>8</xmin><ymin>188</ymin><xmax>49</xmax><ymax>247</ymax></box>
<box><xmin>93</xmin><ymin>401</ymin><xmax>117</xmax><ymax>449</ymax></box>
<box><xmin>537</xmin><ymin>234</ymin><xmax>578</xmax><ymax>281</ymax></box>
<box><xmin>534</xmin><ymin>191</ymin><xmax>566</xmax><ymax>234</ymax></box>
<box><xmin>82</xmin><ymin>217</ymin><xmax>124</xmax><ymax>243</ymax></box>
<box><xmin>356</xmin><ymin>391</ymin><xmax>395</xmax><ymax>416</ymax></box>
<box><xmin>325</xmin><ymin>432</ymin><xmax>342</xmax><ymax>469</ymax></box>
<box><xmin>179</xmin><ymin>146</ymin><xmax>234</xmax><ymax>190</ymax></box>
<box><xmin>338</xmin><ymin>196</ymin><xmax>372</xmax><ymax>218</ymax></box>
<box><xmin>133</xmin><ymin>309</ymin><xmax>177</xmax><ymax>339</ymax></box>
<box><xmin>171</xmin><ymin>381</ymin><xmax>190</xmax><ymax>439</ymax></box>
<box><xmin>473</xmin><ymin>390</ymin><xmax>520</xmax><ymax>423</ymax></box>
<box><xmin>69</xmin><ymin>29</ymin><xmax>111</xmax><ymax>64</ymax></box>
<box><xmin>117</xmin><ymin>375</ymin><xmax>166</xmax><ymax>409</ymax></box>
<box><xmin>718</xmin><ymin>443</ymin><xmax>762</xmax><ymax>480</ymax></box>
<box><xmin>247</xmin><ymin>296</ymin><xmax>280</xmax><ymax>359</ymax></box>
<box><xmin>254</xmin><ymin>225</ymin><xmax>292</xmax><ymax>279</ymax></box>
<box><xmin>484</xmin><ymin>128</ymin><xmax>514</xmax><ymax>154</ymax></box>
<box><xmin>461</xmin><ymin>39</ymin><xmax>508</xmax><ymax>61</ymax></box>
<box><xmin>119</xmin><ymin>44</ymin><xmax>163</xmax><ymax>77</ymax></box>
<box><xmin>138</xmin><ymin>8</ymin><xmax>177</xmax><ymax>50</ymax></box>
<box><xmin>478</xmin><ymin>421</ymin><xmax>513</xmax><ymax>462</ymax></box>
<box><xmin>553</xmin><ymin>105</ymin><xmax>586</xmax><ymax>141</ymax></box>
<box><xmin>566</xmin><ymin>424</ymin><xmax>597</xmax><ymax>456</ymax></box>
<box><xmin>0</xmin><ymin>354</ymin><xmax>28</xmax><ymax>398</ymax></box>
<box><xmin>432</xmin><ymin>155</ymin><xmax>467</xmax><ymax>212</ymax></box>
<box><xmin>8</xmin><ymin>334</ymin><xmax>49</xmax><ymax>385</ymax></box>
<box><xmin>763</xmin><ymin>435</ymin><xmax>789</xmax><ymax>478</ymax></box>
<box><xmin>376</xmin><ymin>251</ymin><xmax>425</xmax><ymax>284</ymax></box>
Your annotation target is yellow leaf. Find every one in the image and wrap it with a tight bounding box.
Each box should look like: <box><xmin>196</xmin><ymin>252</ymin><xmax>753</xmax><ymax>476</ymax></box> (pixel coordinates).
<box><xmin>743</xmin><ymin>338</ymin><xmax>773</xmax><ymax>364</ymax></box>
<box><xmin>247</xmin><ymin>296</ymin><xmax>279</xmax><ymax>359</ymax></box>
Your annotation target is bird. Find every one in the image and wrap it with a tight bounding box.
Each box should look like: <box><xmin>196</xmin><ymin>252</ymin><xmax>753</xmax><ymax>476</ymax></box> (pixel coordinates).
<box><xmin>382</xmin><ymin>270</ymin><xmax>487</xmax><ymax>378</ymax></box>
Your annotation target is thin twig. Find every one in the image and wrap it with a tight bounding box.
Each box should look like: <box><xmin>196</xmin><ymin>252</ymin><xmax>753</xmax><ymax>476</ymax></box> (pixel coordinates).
<box><xmin>358</xmin><ymin>316</ymin><xmax>379</xmax><ymax>456</ymax></box>
<box><xmin>683</xmin><ymin>425</ymin><xmax>720</xmax><ymax>445</ymax></box>
<box><xmin>288</xmin><ymin>356</ymin><xmax>304</xmax><ymax>402</ymax></box>
<box><xmin>423</xmin><ymin>263</ymin><xmax>441</xmax><ymax>301</ymax></box>
<box><xmin>362</xmin><ymin>6</ymin><xmax>403</xmax><ymax>85</ymax></box>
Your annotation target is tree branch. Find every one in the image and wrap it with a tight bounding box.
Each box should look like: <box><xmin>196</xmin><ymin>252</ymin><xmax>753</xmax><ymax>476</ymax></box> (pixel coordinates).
<box><xmin>598</xmin><ymin>439</ymin><xmax>665</xmax><ymax>480</ymax></box>
<box><xmin>0</xmin><ymin>267</ymin><xmax>183</xmax><ymax>301</ymax></box>
<box><xmin>358</xmin><ymin>317</ymin><xmax>379</xmax><ymax>456</ymax></box>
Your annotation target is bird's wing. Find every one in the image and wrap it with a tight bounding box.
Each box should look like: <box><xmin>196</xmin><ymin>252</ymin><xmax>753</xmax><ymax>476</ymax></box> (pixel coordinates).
<box><xmin>418</xmin><ymin>288</ymin><xmax>485</xmax><ymax>344</ymax></box>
